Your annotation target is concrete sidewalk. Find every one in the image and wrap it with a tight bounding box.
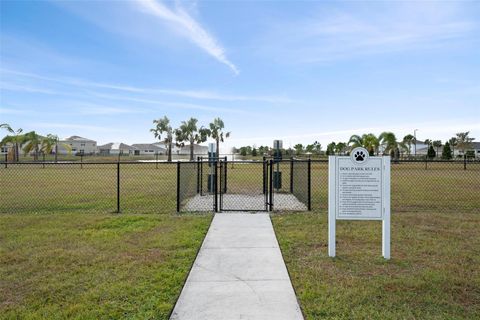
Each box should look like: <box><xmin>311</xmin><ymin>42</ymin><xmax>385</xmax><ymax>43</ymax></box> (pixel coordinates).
<box><xmin>170</xmin><ymin>213</ymin><xmax>304</xmax><ymax>320</ymax></box>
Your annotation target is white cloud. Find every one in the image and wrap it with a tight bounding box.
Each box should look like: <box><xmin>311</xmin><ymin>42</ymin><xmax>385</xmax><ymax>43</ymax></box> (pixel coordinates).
<box><xmin>135</xmin><ymin>0</ymin><xmax>239</xmax><ymax>74</ymax></box>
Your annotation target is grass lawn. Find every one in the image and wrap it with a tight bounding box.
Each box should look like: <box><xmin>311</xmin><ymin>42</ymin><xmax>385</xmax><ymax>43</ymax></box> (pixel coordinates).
<box><xmin>272</xmin><ymin>212</ymin><xmax>480</xmax><ymax>319</ymax></box>
<box><xmin>0</xmin><ymin>213</ymin><xmax>212</xmax><ymax>319</ymax></box>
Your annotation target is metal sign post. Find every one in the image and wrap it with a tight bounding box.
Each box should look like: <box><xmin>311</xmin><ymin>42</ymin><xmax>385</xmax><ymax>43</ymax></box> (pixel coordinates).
<box><xmin>328</xmin><ymin>147</ymin><xmax>391</xmax><ymax>259</ymax></box>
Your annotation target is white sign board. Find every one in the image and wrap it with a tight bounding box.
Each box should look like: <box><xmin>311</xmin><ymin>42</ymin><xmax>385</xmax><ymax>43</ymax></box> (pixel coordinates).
<box><xmin>328</xmin><ymin>147</ymin><xmax>391</xmax><ymax>259</ymax></box>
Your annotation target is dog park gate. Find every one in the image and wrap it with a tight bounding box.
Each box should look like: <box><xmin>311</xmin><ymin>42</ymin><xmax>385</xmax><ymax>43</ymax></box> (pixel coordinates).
<box><xmin>177</xmin><ymin>158</ymin><xmax>311</xmax><ymax>212</ymax></box>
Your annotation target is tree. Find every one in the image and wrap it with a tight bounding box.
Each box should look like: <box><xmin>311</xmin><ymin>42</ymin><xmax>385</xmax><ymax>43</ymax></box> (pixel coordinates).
<box><xmin>207</xmin><ymin>118</ymin><xmax>230</xmax><ymax>156</ymax></box>
<box><xmin>22</xmin><ymin>131</ymin><xmax>42</xmax><ymax>161</ymax></box>
<box><xmin>456</xmin><ymin>132</ymin><xmax>475</xmax><ymax>156</ymax></box>
<box><xmin>41</xmin><ymin>134</ymin><xmax>71</xmax><ymax>161</ymax></box>
<box><xmin>427</xmin><ymin>145</ymin><xmax>436</xmax><ymax>159</ymax></box>
<box><xmin>294</xmin><ymin>144</ymin><xmax>304</xmax><ymax>155</ymax></box>
<box><xmin>251</xmin><ymin>147</ymin><xmax>257</xmax><ymax>157</ymax></box>
<box><xmin>151</xmin><ymin>116</ymin><xmax>174</xmax><ymax>162</ymax></box>
<box><xmin>449</xmin><ymin>137</ymin><xmax>458</xmax><ymax>158</ymax></box>
<box><xmin>379</xmin><ymin>132</ymin><xmax>398</xmax><ymax>155</ymax></box>
<box><xmin>0</xmin><ymin>124</ymin><xmax>23</xmax><ymax>162</ymax></box>
<box><xmin>240</xmin><ymin>147</ymin><xmax>247</xmax><ymax>156</ymax></box>
<box><xmin>313</xmin><ymin>141</ymin><xmax>321</xmax><ymax>155</ymax></box>
<box><xmin>335</xmin><ymin>142</ymin><xmax>347</xmax><ymax>155</ymax></box>
<box><xmin>442</xmin><ymin>142</ymin><xmax>452</xmax><ymax>160</ymax></box>
<box><xmin>175</xmin><ymin>118</ymin><xmax>209</xmax><ymax>161</ymax></box>
<box><xmin>402</xmin><ymin>134</ymin><xmax>415</xmax><ymax>156</ymax></box>
<box><xmin>432</xmin><ymin>140</ymin><xmax>442</xmax><ymax>158</ymax></box>
<box><xmin>348</xmin><ymin>133</ymin><xmax>379</xmax><ymax>155</ymax></box>
<box><xmin>326</xmin><ymin>142</ymin><xmax>336</xmax><ymax>156</ymax></box>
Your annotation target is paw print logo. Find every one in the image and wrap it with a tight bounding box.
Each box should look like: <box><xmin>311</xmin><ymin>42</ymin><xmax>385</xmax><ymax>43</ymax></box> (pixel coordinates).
<box><xmin>354</xmin><ymin>150</ymin><xmax>366</xmax><ymax>162</ymax></box>
<box><xmin>350</xmin><ymin>147</ymin><xmax>369</xmax><ymax>164</ymax></box>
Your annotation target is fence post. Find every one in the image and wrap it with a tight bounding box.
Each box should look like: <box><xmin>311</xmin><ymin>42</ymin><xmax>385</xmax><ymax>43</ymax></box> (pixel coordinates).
<box><xmin>156</xmin><ymin>152</ymin><xmax>159</xmax><ymax>169</ymax></box>
<box><xmin>214</xmin><ymin>161</ymin><xmax>218</xmax><ymax>212</ymax></box>
<box><xmin>307</xmin><ymin>158</ymin><xmax>312</xmax><ymax>211</ymax></box>
<box><xmin>224</xmin><ymin>156</ymin><xmax>227</xmax><ymax>193</ymax></box>
<box><xmin>269</xmin><ymin>159</ymin><xmax>274</xmax><ymax>211</ymax></box>
<box><xmin>116</xmin><ymin>162</ymin><xmax>121</xmax><ymax>213</ymax></box>
<box><xmin>80</xmin><ymin>154</ymin><xmax>83</xmax><ymax>169</ymax></box>
<box><xmin>425</xmin><ymin>155</ymin><xmax>428</xmax><ymax>170</ymax></box>
<box><xmin>463</xmin><ymin>154</ymin><xmax>467</xmax><ymax>170</ymax></box>
<box><xmin>4</xmin><ymin>153</ymin><xmax>7</xmax><ymax>169</ymax></box>
<box><xmin>176</xmin><ymin>162</ymin><xmax>180</xmax><ymax>212</ymax></box>
<box><xmin>290</xmin><ymin>157</ymin><xmax>294</xmax><ymax>193</ymax></box>
<box><xmin>196</xmin><ymin>156</ymin><xmax>200</xmax><ymax>194</ymax></box>
<box><xmin>42</xmin><ymin>153</ymin><xmax>45</xmax><ymax>169</ymax></box>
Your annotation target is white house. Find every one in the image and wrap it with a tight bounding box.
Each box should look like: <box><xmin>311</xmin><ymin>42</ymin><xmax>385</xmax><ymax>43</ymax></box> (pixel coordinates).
<box><xmin>131</xmin><ymin>143</ymin><xmax>166</xmax><ymax>156</ymax></box>
<box><xmin>98</xmin><ymin>142</ymin><xmax>136</xmax><ymax>155</ymax></box>
<box><xmin>58</xmin><ymin>136</ymin><xmax>97</xmax><ymax>155</ymax></box>
<box><xmin>177</xmin><ymin>144</ymin><xmax>208</xmax><ymax>155</ymax></box>
<box><xmin>151</xmin><ymin>142</ymin><xmax>208</xmax><ymax>156</ymax></box>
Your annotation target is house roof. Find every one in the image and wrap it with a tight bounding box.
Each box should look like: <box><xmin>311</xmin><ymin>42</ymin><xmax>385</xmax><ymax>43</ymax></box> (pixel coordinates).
<box><xmin>98</xmin><ymin>142</ymin><xmax>136</xmax><ymax>150</ymax></box>
<box><xmin>131</xmin><ymin>143</ymin><xmax>166</xmax><ymax>151</ymax></box>
<box><xmin>63</xmin><ymin>135</ymin><xmax>96</xmax><ymax>142</ymax></box>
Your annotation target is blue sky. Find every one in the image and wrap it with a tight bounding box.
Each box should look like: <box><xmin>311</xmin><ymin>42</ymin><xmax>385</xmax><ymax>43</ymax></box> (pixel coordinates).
<box><xmin>1</xmin><ymin>0</ymin><xmax>479</xmax><ymax>152</ymax></box>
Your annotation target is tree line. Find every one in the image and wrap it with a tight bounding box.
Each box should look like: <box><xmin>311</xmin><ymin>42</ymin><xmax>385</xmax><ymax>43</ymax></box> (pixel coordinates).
<box><xmin>234</xmin><ymin>131</ymin><xmax>476</xmax><ymax>160</ymax></box>
<box><xmin>327</xmin><ymin>131</ymin><xmax>475</xmax><ymax>159</ymax></box>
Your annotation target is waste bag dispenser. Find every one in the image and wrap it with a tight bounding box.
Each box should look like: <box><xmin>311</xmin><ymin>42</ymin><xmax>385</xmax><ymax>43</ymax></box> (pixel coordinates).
<box><xmin>208</xmin><ymin>143</ymin><xmax>216</xmax><ymax>193</ymax></box>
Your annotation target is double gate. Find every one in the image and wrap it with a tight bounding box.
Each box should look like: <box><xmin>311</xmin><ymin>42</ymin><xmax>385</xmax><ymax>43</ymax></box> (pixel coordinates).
<box><xmin>177</xmin><ymin>159</ymin><xmax>311</xmax><ymax>212</ymax></box>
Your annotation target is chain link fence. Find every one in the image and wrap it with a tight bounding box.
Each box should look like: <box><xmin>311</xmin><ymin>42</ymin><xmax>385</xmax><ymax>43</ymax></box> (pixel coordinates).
<box><xmin>0</xmin><ymin>159</ymin><xmax>478</xmax><ymax>214</ymax></box>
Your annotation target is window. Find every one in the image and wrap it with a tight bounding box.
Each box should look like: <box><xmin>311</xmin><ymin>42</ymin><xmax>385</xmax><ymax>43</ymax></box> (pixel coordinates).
<box><xmin>72</xmin><ymin>148</ymin><xmax>77</xmax><ymax>152</ymax></box>
<box><xmin>1</xmin><ymin>147</ymin><xmax>8</xmax><ymax>153</ymax></box>
<box><xmin>80</xmin><ymin>143</ymin><xmax>85</xmax><ymax>147</ymax></box>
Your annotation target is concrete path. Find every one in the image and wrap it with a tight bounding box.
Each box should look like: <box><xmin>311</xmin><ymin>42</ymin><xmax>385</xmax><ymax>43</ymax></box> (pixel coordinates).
<box><xmin>170</xmin><ymin>213</ymin><xmax>304</xmax><ymax>320</ymax></box>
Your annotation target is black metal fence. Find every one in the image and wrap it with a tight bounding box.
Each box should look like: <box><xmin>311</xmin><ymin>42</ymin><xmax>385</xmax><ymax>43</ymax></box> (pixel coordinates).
<box><xmin>0</xmin><ymin>159</ymin><xmax>478</xmax><ymax>214</ymax></box>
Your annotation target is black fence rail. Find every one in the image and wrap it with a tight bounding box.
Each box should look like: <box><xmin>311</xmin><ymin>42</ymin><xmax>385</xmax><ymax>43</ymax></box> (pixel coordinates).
<box><xmin>0</xmin><ymin>159</ymin><xmax>478</xmax><ymax>214</ymax></box>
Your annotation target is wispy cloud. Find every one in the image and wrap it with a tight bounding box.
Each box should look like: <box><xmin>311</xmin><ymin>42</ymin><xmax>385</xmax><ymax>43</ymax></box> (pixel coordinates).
<box><xmin>258</xmin><ymin>2</ymin><xmax>477</xmax><ymax>64</ymax></box>
<box><xmin>1</xmin><ymin>68</ymin><xmax>291</xmax><ymax>103</ymax></box>
<box><xmin>135</xmin><ymin>0</ymin><xmax>238</xmax><ymax>74</ymax></box>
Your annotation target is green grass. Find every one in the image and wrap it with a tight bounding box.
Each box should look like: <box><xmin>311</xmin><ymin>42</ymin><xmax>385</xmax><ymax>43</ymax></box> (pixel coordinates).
<box><xmin>272</xmin><ymin>212</ymin><xmax>480</xmax><ymax>319</ymax></box>
<box><xmin>0</xmin><ymin>213</ymin><xmax>212</xmax><ymax>319</ymax></box>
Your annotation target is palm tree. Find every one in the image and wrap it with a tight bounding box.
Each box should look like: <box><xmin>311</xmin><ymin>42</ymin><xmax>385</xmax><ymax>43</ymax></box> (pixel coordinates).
<box><xmin>23</xmin><ymin>131</ymin><xmax>43</xmax><ymax>161</ymax></box>
<box><xmin>432</xmin><ymin>140</ymin><xmax>442</xmax><ymax>158</ymax></box>
<box><xmin>402</xmin><ymin>134</ymin><xmax>415</xmax><ymax>156</ymax></box>
<box><xmin>175</xmin><ymin>118</ymin><xmax>209</xmax><ymax>161</ymax></box>
<box><xmin>151</xmin><ymin>116</ymin><xmax>174</xmax><ymax>162</ymax></box>
<box><xmin>348</xmin><ymin>133</ymin><xmax>379</xmax><ymax>155</ymax></box>
<box><xmin>379</xmin><ymin>132</ymin><xmax>399</xmax><ymax>159</ymax></box>
<box><xmin>1</xmin><ymin>124</ymin><xmax>24</xmax><ymax>161</ymax></box>
<box><xmin>449</xmin><ymin>137</ymin><xmax>458</xmax><ymax>158</ymax></box>
<box><xmin>207</xmin><ymin>118</ymin><xmax>230</xmax><ymax>156</ymax></box>
<box><xmin>41</xmin><ymin>134</ymin><xmax>71</xmax><ymax>162</ymax></box>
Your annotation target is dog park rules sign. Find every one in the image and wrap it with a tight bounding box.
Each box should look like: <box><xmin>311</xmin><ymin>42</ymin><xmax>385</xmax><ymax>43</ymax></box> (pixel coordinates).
<box><xmin>328</xmin><ymin>147</ymin><xmax>391</xmax><ymax>259</ymax></box>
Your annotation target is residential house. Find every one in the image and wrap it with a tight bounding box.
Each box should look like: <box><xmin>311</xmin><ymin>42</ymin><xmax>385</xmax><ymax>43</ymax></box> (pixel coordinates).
<box><xmin>58</xmin><ymin>136</ymin><xmax>97</xmax><ymax>155</ymax></box>
<box><xmin>131</xmin><ymin>143</ymin><xmax>166</xmax><ymax>156</ymax></box>
<box><xmin>98</xmin><ymin>142</ymin><xmax>136</xmax><ymax>155</ymax></box>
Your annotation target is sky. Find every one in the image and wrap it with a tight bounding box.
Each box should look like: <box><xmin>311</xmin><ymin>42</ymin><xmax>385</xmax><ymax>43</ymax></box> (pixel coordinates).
<box><xmin>1</xmin><ymin>0</ymin><xmax>479</xmax><ymax>153</ymax></box>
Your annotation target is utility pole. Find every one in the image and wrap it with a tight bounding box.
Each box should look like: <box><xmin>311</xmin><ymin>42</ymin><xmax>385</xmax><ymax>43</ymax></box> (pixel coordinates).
<box><xmin>414</xmin><ymin>129</ymin><xmax>418</xmax><ymax>157</ymax></box>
